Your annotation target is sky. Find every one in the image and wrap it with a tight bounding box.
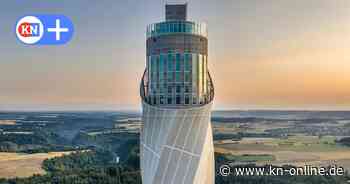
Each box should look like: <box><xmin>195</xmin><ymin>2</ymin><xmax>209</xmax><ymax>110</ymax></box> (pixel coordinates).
<box><xmin>0</xmin><ymin>0</ymin><xmax>350</xmax><ymax>111</ymax></box>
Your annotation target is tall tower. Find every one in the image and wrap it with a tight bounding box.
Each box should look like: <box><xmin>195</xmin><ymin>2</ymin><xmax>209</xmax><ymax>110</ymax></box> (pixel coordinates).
<box><xmin>140</xmin><ymin>3</ymin><xmax>214</xmax><ymax>184</ymax></box>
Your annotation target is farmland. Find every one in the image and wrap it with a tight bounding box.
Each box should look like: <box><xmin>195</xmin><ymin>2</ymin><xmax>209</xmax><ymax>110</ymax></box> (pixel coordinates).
<box><xmin>212</xmin><ymin>111</ymin><xmax>350</xmax><ymax>171</ymax></box>
<box><xmin>0</xmin><ymin>110</ymin><xmax>349</xmax><ymax>184</ymax></box>
<box><xmin>0</xmin><ymin>151</ymin><xmax>72</xmax><ymax>178</ymax></box>
<box><xmin>216</xmin><ymin>136</ymin><xmax>350</xmax><ymax>170</ymax></box>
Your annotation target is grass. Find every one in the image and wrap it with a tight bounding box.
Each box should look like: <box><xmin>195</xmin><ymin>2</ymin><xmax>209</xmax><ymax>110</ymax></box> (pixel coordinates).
<box><xmin>275</xmin><ymin>136</ymin><xmax>345</xmax><ymax>152</ymax></box>
<box><xmin>0</xmin><ymin>151</ymin><xmax>73</xmax><ymax>179</ymax></box>
<box><xmin>224</xmin><ymin>154</ymin><xmax>275</xmax><ymax>162</ymax></box>
<box><xmin>235</xmin><ymin>135</ymin><xmax>345</xmax><ymax>152</ymax></box>
<box><xmin>0</xmin><ymin>120</ymin><xmax>16</xmax><ymax>125</ymax></box>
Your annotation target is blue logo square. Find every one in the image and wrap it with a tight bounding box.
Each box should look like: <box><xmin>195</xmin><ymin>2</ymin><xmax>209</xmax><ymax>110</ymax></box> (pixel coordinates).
<box><xmin>30</xmin><ymin>23</ymin><xmax>40</xmax><ymax>37</ymax></box>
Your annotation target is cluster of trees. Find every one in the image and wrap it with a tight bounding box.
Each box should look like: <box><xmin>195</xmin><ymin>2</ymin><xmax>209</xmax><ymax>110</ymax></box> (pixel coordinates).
<box><xmin>214</xmin><ymin>132</ymin><xmax>277</xmax><ymax>141</ymax></box>
<box><xmin>0</xmin><ymin>133</ymin><xmax>47</xmax><ymax>145</ymax></box>
<box><xmin>338</xmin><ymin>137</ymin><xmax>350</xmax><ymax>146</ymax></box>
<box><xmin>0</xmin><ymin>148</ymin><xmax>141</xmax><ymax>184</ymax></box>
<box><xmin>72</xmin><ymin>132</ymin><xmax>139</xmax><ymax>161</ymax></box>
<box><xmin>0</xmin><ymin>131</ymin><xmax>73</xmax><ymax>153</ymax></box>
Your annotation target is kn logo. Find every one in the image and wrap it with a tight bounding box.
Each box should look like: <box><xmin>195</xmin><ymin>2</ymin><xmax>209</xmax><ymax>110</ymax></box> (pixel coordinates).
<box><xmin>15</xmin><ymin>16</ymin><xmax>44</xmax><ymax>44</ymax></box>
<box><xmin>15</xmin><ymin>15</ymin><xmax>74</xmax><ymax>45</ymax></box>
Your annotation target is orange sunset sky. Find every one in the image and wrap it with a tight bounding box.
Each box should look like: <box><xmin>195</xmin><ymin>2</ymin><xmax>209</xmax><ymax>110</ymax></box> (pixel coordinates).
<box><xmin>1</xmin><ymin>0</ymin><xmax>350</xmax><ymax>111</ymax></box>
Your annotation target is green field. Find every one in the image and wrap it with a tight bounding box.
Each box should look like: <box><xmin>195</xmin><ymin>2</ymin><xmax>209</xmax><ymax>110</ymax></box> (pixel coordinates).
<box><xmin>223</xmin><ymin>154</ymin><xmax>275</xmax><ymax>162</ymax></box>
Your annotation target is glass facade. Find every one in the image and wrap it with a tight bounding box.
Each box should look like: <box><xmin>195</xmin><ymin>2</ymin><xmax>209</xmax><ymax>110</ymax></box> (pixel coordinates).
<box><xmin>147</xmin><ymin>52</ymin><xmax>208</xmax><ymax>106</ymax></box>
<box><xmin>141</xmin><ymin>19</ymin><xmax>213</xmax><ymax>107</ymax></box>
<box><xmin>147</xmin><ymin>21</ymin><xmax>207</xmax><ymax>38</ymax></box>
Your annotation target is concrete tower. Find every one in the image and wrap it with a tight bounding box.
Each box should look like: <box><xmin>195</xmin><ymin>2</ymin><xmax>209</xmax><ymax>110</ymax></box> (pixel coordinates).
<box><xmin>140</xmin><ymin>3</ymin><xmax>215</xmax><ymax>184</ymax></box>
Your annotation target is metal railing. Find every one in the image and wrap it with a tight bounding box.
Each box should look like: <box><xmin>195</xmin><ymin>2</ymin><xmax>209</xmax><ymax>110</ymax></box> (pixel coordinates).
<box><xmin>146</xmin><ymin>21</ymin><xmax>207</xmax><ymax>38</ymax></box>
<box><xmin>140</xmin><ymin>69</ymin><xmax>214</xmax><ymax>107</ymax></box>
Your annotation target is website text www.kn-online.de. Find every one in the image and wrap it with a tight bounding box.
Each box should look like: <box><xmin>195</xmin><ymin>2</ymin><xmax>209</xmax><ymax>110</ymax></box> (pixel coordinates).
<box><xmin>219</xmin><ymin>164</ymin><xmax>346</xmax><ymax>177</ymax></box>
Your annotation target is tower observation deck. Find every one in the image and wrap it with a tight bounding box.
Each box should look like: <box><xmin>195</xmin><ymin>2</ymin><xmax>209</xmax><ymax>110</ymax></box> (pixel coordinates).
<box><xmin>140</xmin><ymin>3</ymin><xmax>214</xmax><ymax>107</ymax></box>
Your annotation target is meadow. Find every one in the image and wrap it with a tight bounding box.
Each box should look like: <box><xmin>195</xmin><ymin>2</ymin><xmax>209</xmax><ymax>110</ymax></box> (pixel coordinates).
<box><xmin>0</xmin><ymin>151</ymin><xmax>72</xmax><ymax>178</ymax></box>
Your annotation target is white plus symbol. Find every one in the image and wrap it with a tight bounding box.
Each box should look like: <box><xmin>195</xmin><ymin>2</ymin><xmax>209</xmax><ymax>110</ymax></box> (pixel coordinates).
<box><xmin>47</xmin><ymin>19</ymin><xmax>69</xmax><ymax>41</ymax></box>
